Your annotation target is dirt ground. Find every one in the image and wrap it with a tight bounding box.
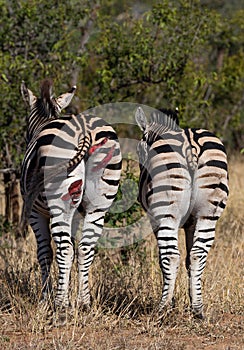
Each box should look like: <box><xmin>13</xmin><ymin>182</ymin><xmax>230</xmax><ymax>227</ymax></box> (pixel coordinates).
<box><xmin>0</xmin><ymin>310</ymin><xmax>243</xmax><ymax>349</ymax></box>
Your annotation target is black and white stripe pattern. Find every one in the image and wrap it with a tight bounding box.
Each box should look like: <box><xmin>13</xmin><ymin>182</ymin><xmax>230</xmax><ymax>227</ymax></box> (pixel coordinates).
<box><xmin>20</xmin><ymin>80</ymin><xmax>122</xmax><ymax>311</ymax></box>
<box><xmin>135</xmin><ymin>107</ymin><xmax>228</xmax><ymax>318</ymax></box>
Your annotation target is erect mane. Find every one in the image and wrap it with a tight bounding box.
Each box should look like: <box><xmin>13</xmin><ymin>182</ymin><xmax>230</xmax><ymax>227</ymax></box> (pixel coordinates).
<box><xmin>149</xmin><ymin>108</ymin><xmax>180</xmax><ymax>132</ymax></box>
<box><xmin>40</xmin><ymin>79</ymin><xmax>53</xmax><ymax>103</ymax></box>
<box><xmin>158</xmin><ymin>108</ymin><xmax>179</xmax><ymax>125</ymax></box>
<box><xmin>37</xmin><ymin>79</ymin><xmax>57</xmax><ymax>117</ymax></box>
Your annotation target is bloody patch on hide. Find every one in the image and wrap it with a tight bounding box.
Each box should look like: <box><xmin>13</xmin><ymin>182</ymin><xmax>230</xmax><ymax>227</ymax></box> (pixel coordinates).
<box><xmin>92</xmin><ymin>145</ymin><xmax>115</xmax><ymax>172</ymax></box>
<box><xmin>88</xmin><ymin>137</ymin><xmax>108</xmax><ymax>155</ymax></box>
<box><xmin>61</xmin><ymin>179</ymin><xmax>83</xmax><ymax>204</ymax></box>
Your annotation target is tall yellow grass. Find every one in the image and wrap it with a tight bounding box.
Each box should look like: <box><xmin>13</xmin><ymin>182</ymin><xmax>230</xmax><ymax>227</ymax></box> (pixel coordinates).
<box><xmin>0</xmin><ymin>157</ymin><xmax>243</xmax><ymax>349</ymax></box>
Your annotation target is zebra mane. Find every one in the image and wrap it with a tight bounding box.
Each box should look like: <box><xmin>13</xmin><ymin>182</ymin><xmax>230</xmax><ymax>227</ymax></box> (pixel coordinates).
<box><xmin>150</xmin><ymin>108</ymin><xmax>179</xmax><ymax>128</ymax></box>
<box><xmin>36</xmin><ymin>79</ymin><xmax>58</xmax><ymax>118</ymax></box>
<box><xmin>41</xmin><ymin>79</ymin><xmax>53</xmax><ymax>103</ymax></box>
<box><xmin>144</xmin><ymin>108</ymin><xmax>181</xmax><ymax>146</ymax></box>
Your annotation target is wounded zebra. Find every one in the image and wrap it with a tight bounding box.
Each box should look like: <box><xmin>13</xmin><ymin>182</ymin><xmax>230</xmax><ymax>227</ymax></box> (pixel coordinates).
<box><xmin>20</xmin><ymin>79</ymin><xmax>122</xmax><ymax>320</ymax></box>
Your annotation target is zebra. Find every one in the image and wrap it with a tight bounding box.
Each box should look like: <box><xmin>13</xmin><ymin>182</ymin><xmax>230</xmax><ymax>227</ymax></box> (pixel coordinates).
<box><xmin>135</xmin><ymin>106</ymin><xmax>229</xmax><ymax>319</ymax></box>
<box><xmin>20</xmin><ymin>79</ymin><xmax>122</xmax><ymax>318</ymax></box>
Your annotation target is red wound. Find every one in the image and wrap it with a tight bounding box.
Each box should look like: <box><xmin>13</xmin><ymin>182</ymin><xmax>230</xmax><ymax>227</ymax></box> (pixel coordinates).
<box><xmin>61</xmin><ymin>192</ymin><xmax>70</xmax><ymax>201</ymax></box>
<box><xmin>88</xmin><ymin>137</ymin><xmax>108</xmax><ymax>155</ymax></box>
<box><xmin>68</xmin><ymin>179</ymin><xmax>83</xmax><ymax>195</ymax></box>
<box><xmin>92</xmin><ymin>145</ymin><xmax>115</xmax><ymax>172</ymax></box>
<box><xmin>61</xmin><ymin>179</ymin><xmax>83</xmax><ymax>202</ymax></box>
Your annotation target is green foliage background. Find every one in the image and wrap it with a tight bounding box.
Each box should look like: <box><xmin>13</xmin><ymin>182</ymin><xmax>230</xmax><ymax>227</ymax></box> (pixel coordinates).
<box><xmin>0</xmin><ymin>0</ymin><xmax>243</xmax><ymax>171</ymax></box>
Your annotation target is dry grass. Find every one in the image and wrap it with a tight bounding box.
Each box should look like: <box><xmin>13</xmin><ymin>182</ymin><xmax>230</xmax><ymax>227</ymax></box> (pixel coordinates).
<box><xmin>0</xmin><ymin>157</ymin><xmax>243</xmax><ymax>349</ymax></box>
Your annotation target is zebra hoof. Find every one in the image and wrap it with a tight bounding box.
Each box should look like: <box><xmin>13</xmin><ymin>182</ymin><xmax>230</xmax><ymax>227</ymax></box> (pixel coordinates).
<box><xmin>38</xmin><ymin>299</ymin><xmax>55</xmax><ymax>320</ymax></box>
<box><xmin>154</xmin><ymin>298</ymin><xmax>176</xmax><ymax>324</ymax></box>
<box><xmin>192</xmin><ymin>307</ymin><xmax>205</xmax><ymax>320</ymax></box>
<box><xmin>77</xmin><ymin>296</ymin><xmax>92</xmax><ymax>313</ymax></box>
<box><xmin>158</xmin><ymin>297</ymin><xmax>175</xmax><ymax>313</ymax></box>
<box><xmin>79</xmin><ymin>303</ymin><xmax>91</xmax><ymax>313</ymax></box>
<box><xmin>52</xmin><ymin>307</ymin><xmax>70</xmax><ymax>327</ymax></box>
<box><xmin>193</xmin><ymin>311</ymin><xmax>205</xmax><ymax>320</ymax></box>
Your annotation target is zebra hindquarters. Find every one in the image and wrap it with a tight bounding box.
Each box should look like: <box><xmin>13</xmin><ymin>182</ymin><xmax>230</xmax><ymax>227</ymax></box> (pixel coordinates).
<box><xmin>184</xmin><ymin>163</ymin><xmax>229</xmax><ymax>319</ymax></box>
<box><xmin>77</xmin><ymin>138</ymin><xmax>121</xmax><ymax>309</ymax></box>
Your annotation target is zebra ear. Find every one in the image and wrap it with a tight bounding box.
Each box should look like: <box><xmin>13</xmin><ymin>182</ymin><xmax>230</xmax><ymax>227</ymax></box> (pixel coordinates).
<box><xmin>56</xmin><ymin>86</ymin><xmax>77</xmax><ymax>111</ymax></box>
<box><xmin>21</xmin><ymin>81</ymin><xmax>37</xmax><ymax>108</ymax></box>
<box><xmin>135</xmin><ymin>107</ymin><xmax>148</xmax><ymax>131</ymax></box>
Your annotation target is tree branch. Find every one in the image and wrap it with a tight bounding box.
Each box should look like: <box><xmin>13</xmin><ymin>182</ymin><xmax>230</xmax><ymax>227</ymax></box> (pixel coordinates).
<box><xmin>71</xmin><ymin>5</ymin><xmax>100</xmax><ymax>86</ymax></box>
<box><xmin>223</xmin><ymin>92</ymin><xmax>244</xmax><ymax>131</ymax></box>
<box><xmin>0</xmin><ymin>168</ymin><xmax>16</xmax><ymax>174</ymax></box>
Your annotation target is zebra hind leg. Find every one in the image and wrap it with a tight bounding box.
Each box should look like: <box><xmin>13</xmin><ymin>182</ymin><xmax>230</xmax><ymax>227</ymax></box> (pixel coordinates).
<box><xmin>29</xmin><ymin>211</ymin><xmax>55</xmax><ymax>324</ymax></box>
<box><xmin>51</xmin><ymin>231</ymin><xmax>75</xmax><ymax>326</ymax></box>
<box><xmin>77</xmin><ymin>211</ymin><xmax>106</xmax><ymax>311</ymax></box>
<box><xmin>49</xmin><ymin>211</ymin><xmax>77</xmax><ymax>325</ymax></box>
<box><xmin>184</xmin><ymin>215</ymin><xmax>204</xmax><ymax>318</ymax></box>
<box><xmin>29</xmin><ymin>211</ymin><xmax>54</xmax><ymax>303</ymax></box>
<box><xmin>155</xmin><ymin>226</ymin><xmax>180</xmax><ymax>316</ymax></box>
<box><xmin>185</xmin><ymin>216</ymin><xmax>216</xmax><ymax>319</ymax></box>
